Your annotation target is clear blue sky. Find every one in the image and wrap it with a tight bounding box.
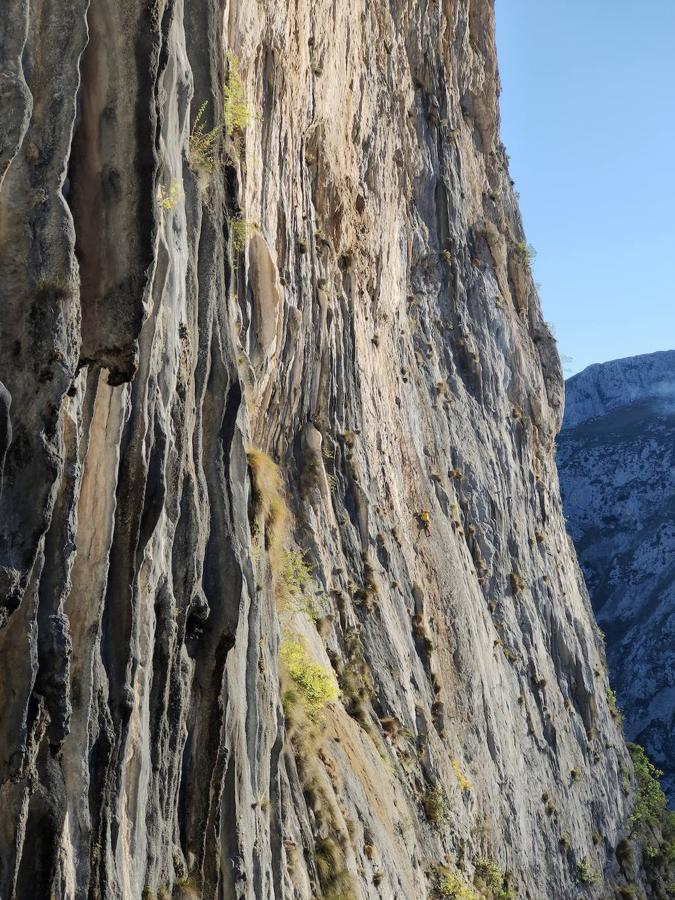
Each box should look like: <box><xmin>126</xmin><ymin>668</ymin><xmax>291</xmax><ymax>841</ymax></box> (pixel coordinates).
<box><xmin>496</xmin><ymin>0</ymin><xmax>675</xmax><ymax>375</ymax></box>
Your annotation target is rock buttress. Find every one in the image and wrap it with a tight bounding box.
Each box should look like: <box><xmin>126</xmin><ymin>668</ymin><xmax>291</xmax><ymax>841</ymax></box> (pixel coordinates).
<box><xmin>1</xmin><ymin>1</ymin><xmax>670</xmax><ymax>898</ymax></box>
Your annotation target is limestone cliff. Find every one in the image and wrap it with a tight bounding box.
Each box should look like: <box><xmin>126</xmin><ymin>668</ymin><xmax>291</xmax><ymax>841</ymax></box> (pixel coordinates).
<box><xmin>0</xmin><ymin>1</ymin><xmax>670</xmax><ymax>898</ymax></box>
<box><xmin>559</xmin><ymin>352</ymin><xmax>675</xmax><ymax>803</ymax></box>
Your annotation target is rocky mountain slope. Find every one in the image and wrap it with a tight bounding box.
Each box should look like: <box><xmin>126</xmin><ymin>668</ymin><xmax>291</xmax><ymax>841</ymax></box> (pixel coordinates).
<box><xmin>558</xmin><ymin>351</ymin><xmax>675</xmax><ymax>804</ymax></box>
<box><xmin>0</xmin><ymin>1</ymin><xmax>672</xmax><ymax>898</ymax></box>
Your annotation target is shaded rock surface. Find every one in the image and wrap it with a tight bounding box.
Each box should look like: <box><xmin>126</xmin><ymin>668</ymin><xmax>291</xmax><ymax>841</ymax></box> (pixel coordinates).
<box><xmin>0</xmin><ymin>1</ymin><xmax>667</xmax><ymax>898</ymax></box>
<box><xmin>559</xmin><ymin>351</ymin><xmax>675</xmax><ymax>803</ymax></box>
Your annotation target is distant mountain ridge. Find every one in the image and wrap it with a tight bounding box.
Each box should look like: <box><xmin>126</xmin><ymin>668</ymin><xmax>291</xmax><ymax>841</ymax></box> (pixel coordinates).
<box><xmin>558</xmin><ymin>350</ymin><xmax>675</xmax><ymax>803</ymax></box>
<box><xmin>564</xmin><ymin>349</ymin><xmax>675</xmax><ymax>427</ymax></box>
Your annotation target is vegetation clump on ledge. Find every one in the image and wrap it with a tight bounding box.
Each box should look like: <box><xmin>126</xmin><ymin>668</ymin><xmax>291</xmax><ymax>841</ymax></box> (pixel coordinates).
<box><xmin>188</xmin><ymin>101</ymin><xmax>220</xmax><ymax>173</ymax></box>
<box><xmin>246</xmin><ymin>447</ymin><xmax>291</xmax><ymax>573</ymax></box>
<box><xmin>422</xmin><ymin>785</ymin><xmax>450</xmax><ymax>826</ymax></box>
<box><xmin>474</xmin><ymin>856</ymin><xmax>518</xmax><ymax>899</ymax></box>
<box><xmin>434</xmin><ymin>870</ymin><xmax>480</xmax><ymax>899</ymax></box>
<box><xmin>576</xmin><ymin>857</ymin><xmax>600</xmax><ymax>885</ymax></box>
<box><xmin>281</xmin><ymin>639</ymin><xmax>340</xmax><ymax>717</ymax></box>
<box><xmin>515</xmin><ymin>241</ymin><xmax>536</xmax><ymax>266</ymax></box>
<box><xmin>628</xmin><ymin>742</ymin><xmax>668</xmax><ymax>828</ymax></box>
<box><xmin>224</xmin><ymin>52</ymin><xmax>250</xmax><ymax>136</ymax></box>
<box><xmin>230</xmin><ymin>215</ymin><xmax>257</xmax><ymax>264</ymax></box>
<box><xmin>279</xmin><ymin>549</ymin><xmax>327</xmax><ymax>621</ymax></box>
<box><xmin>188</xmin><ymin>52</ymin><xmax>251</xmax><ymax>174</ymax></box>
<box><xmin>625</xmin><ymin>742</ymin><xmax>675</xmax><ymax>883</ymax></box>
<box><xmin>451</xmin><ymin>757</ymin><xmax>473</xmax><ymax>793</ymax></box>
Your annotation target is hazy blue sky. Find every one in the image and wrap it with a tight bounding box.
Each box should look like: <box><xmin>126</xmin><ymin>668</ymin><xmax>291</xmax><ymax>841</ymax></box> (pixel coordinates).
<box><xmin>496</xmin><ymin>0</ymin><xmax>675</xmax><ymax>375</ymax></box>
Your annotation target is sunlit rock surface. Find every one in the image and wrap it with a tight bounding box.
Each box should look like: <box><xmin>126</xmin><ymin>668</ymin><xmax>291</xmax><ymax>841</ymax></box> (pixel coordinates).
<box><xmin>0</xmin><ymin>1</ymin><xmax>668</xmax><ymax>897</ymax></box>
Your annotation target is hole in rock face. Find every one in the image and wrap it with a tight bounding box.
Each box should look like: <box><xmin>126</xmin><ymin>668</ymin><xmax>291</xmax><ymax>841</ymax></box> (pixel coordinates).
<box><xmin>185</xmin><ymin>592</ymin><xmax>210</xmax><ymax>647</ymax></box>
<box><xmin>185</xmin><ymin>612</ymin><xmax>206</xmax><ymax>643</ymax></box>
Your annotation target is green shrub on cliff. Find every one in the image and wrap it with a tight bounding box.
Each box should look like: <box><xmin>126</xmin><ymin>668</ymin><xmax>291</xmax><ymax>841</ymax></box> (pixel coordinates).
<box><xmin>224</xmin><ymin>52</ymin><xmax>250</xmax><ymax>135</ymax></box>
<box><xmin>474</xmin><ymin>857</ymin><xmax>517</xmax><ymax>898</ymax></box>
<box><xmin>607</xmin><ymin>686</ymin><xmax>623</xmax><ymax>725</ymax></box>
<box><xmin>434</xmin><ymin>869</ymin><xmax>480</xmax><ymax>899</ymax></box>
<box><xmin>422</xmin><ymin>786</ymin><xmax>449</xmax><ymax>825</ymax></box>
<box><xmin>515</xmin><ymin>241</ymin><xmax>536</xmax><ymax>266</ymax></box>
<box><xmin>279</xmin><ymin>550</ymin><xmax>327</xmax><ymax>621</ymax></box>
<box><xmin>576</xmin><ymin>858</ymin><xmax>600</xmax><ymax>885</ymax></box>
<box><xmin>625</xmin><ymin>743</ymin><xmax>675</xmax><ymax>874</ymax></box>
<box><xmin>280</xmin><ymin>639</ymin><xmax>340</xmax><ymax>716</ymax></box>
<box><xmin>628</xmin><ymin>743</ymin><xmax>667</xmax><ymax>828</ymax></box>
<box><xmin>189</xmin><ymin>101</ymin><xmax>220</xmax><ymax>172</ymax></box>
<box><xmin>188</xmin><ymin>53</ymin><xmax>251</xmax><ymax>173</ymax></box>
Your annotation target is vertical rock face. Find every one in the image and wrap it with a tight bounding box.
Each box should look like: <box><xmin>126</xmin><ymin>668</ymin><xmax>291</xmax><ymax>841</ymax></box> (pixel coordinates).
<box><xmin>559</xmin><ymin>351</ymin><xmax>675</xmax><ymax>803</ymax></box>
<box><xmin>0</xmin><ymin>2</ymin><xmax>666</xmax><ymax>898</ymax></box>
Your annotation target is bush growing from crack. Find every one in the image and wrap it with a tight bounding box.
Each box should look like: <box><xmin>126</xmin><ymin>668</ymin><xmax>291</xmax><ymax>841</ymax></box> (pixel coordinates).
<box><xmin>188</xmin><ymin>53</ymin><xmax>252</xmax><ymax>174</ymax></box>
<box><xmin>422</xmin><ymin>786</ymin><xmax>450</xmax><ymax>825</ymax></box>
<box><xmin>576</xmin><ymin>857</ymin><xmax>599</xmax><ymax>885</ymax></box>
<box><xmin>279</xmin><ymin>549</ymin><xmax>327</xmax><ymax>621</ymax></box>
<box><xmin>474</xmin><ymin>857</ymin><xmax>517</xmax><ymax>899</ymax></box>
<box><xmin>434</xmin><ymin>869</ymin><xmax>480</xmax><ymax>899</ymax></box>
<box><xmin>606</xmin><ymin>686</ymin><xmax>623</xmax><ymax>725</ymax></box>
<box><xmin>281</xmin><ymin>639</ymin><xmax>340</xmax><ymax>717</ymax></box>
<box><xmin>188</xmin><ymin>101</ymin><xmax>220</xmax><ymax>172</ymax></box>
<box><xmin>515</xmin><ymin>241</ymin><xmax>536</xmax><ymax>266</ymax></box>
<box><xmin>156</xmin><ymin>181</ymin><xmax>181</xmax><ymax>211</ymax></box>
<box><xmin>230</xmin><ymin>216</ymin><xmax>258</xmax><ymax>268</ymax></box>
<box><xmin>246</xmin><ymin>448</ymin><xmax>324</xmax><ymax>618</ymax></box>
<box><xmin>224</xmin><ymin>52</ymin><xmax>250</xmax><ymax>136</ymax></box>
<box><xmin>451</xmin><ymin>757</ymin><xmax>473</xmax><ymax>793</ymax></box>
<box><xmin>627</xmin><ymin>742</ymin><xmax>675</xmax><ymax>868</ymax></box>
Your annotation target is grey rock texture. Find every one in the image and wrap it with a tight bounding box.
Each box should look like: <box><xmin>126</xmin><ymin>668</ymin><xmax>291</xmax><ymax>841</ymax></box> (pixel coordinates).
<box><xmin>559</xmin><ymin>351</ymin><xmax>675</xmax><ymax>803</ymax></box>
<box><xmin>0</xmin><ymin>1</ymin><xmax>670</xmax><ymax>898</ymax></box>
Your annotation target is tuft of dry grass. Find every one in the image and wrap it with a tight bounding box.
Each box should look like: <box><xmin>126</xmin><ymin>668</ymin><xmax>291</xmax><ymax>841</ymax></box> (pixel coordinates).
<box><xmin>246</xmin><ymin>447</ymin><xmax>292</xmax><ymax>579</ymax></box>
<box><xmin>451</xmin><ymin>757</ymin><xmax>473</xmax><ymax>793</ymax></box>
<box><xmin>315</xmin><ymin>836</ymin><xmax>358</xmax><ymax>900</ymax></box>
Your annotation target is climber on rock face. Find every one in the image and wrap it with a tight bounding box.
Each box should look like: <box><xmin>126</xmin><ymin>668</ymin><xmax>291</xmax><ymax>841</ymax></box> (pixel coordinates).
<box><xmin>416</xmin><ymin>509</ymin><xmax>431</xmax><ymax>536</ymax></box>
